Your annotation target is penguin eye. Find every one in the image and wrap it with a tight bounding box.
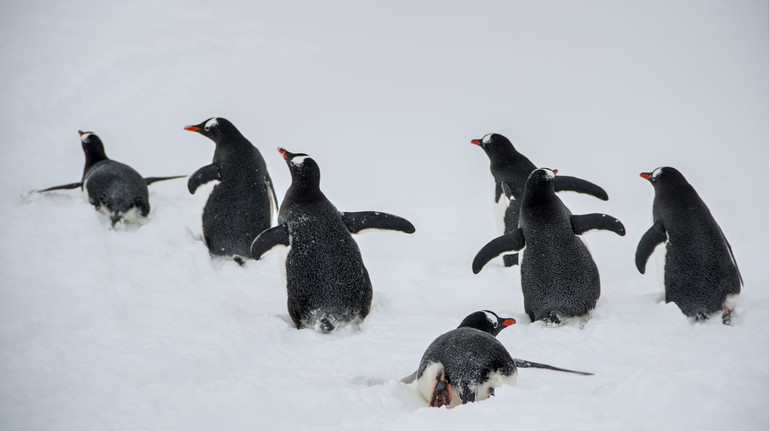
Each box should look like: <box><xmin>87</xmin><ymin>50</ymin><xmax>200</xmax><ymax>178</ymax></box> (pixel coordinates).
<box><xmin>493</xmin><ymin>322</ymin><xmax>498</xmax><ymax>328</ymax></box>
<box><xmin>204</xmin><ymin>126</ymin><xmax>211</xmax><ymax>131</ymax></box>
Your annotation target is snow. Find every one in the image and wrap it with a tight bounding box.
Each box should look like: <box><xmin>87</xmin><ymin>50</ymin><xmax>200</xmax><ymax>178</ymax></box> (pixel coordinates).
<box><xmin>0</xmin><ymin>1</ymin><xmax>767</xmax><ymax>430</ymax></box>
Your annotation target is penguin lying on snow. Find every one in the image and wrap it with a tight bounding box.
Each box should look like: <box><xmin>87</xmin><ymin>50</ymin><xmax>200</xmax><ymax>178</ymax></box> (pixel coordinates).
<box><xmin>402</xmin><ymin>310</ymin><xmax>592</xmax><ymax>408</ymax></box>
<box><xmin>473</xmin><ymin>169</ymin><xmax>625</xmax><ymax>324</ymax></box>
<box><xmin>472</xmin><ymin>133</ymin><xmax>609</xmax><ymax>267</ymax></box>
<box><xmin>185</xmin><ymin>117</ymin><xmax>278</xmax><ymax>261</ymax></box>
<box><xmin>37</xmin><ymin>131</ymin><xmax>184</xmax><ymax>226</ymax></box>
<box><xmin>251</xmin><ymin>148</ymin><xmax>415</xmax><ymax>332</ymax></box>
<box><xmin>636</xmin><ymin>167</ymin><xmax>742</xmax><ymax>324</ymax></box>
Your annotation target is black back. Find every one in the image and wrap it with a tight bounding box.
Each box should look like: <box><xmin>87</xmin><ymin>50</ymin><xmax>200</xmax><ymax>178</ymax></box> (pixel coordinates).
<box><xmin>641</xmin><ymin>167</ymin><xmax>742</xmax><ymax>317</ymax></box>
<box><xmin>277</xmin><ymin>149</ymin><xmax>372</xmax><ymax>331</ymax></box>
<box><xmin>518</xmin><ymin>169</ymin><xmax>600</xmax><ymax>322</ymax></box>
<box><xmin>186</xmin><ymin>117</ymin><xmax>275</xmax><ymax>258</ymax></box>
<box><xmin>79</xmin><ymin>132</ymin><xmax>150</xmax><ymax>225</ymax></box>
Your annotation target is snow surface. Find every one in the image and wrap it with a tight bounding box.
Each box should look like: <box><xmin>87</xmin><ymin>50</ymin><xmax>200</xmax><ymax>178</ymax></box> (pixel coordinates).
<box><xmin>0</xmin><ymin>1</ymin><xmax>768</xmax><ymax>430</ymax></box>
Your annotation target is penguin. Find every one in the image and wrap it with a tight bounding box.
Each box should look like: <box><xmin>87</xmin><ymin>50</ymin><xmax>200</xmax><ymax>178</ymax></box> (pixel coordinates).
<box><xmin>635</xmin><ymin>167</ymin><xmax>742</xmax><ymax>324</ymax></box>
<box><xmin>37</xmin><ymin>130</ymin><xmax>184</xmax><ymax>226</ymax></box>
<box><xmin>472</xmin><ymin>168</ymin><xmax>626</xmax><ymax>324</ymax></box>
<box><xmin>184</xmin><ymin>117</ymin><xmax>278</xmax><ymax>261</ymax></box>
<box><xmin>471</xmin><ymin>133</ymin><xmax>609</xmax><ymax>266</ymax></box>
<box><xmin>402</xmin><ymin>310</ymin><xmax>592</xmax><ymax>408</ymax></box>
<box><xmin>250</xmin><ymin>148</ymin><xmax>415</xmax><ymax>332</ymax></box>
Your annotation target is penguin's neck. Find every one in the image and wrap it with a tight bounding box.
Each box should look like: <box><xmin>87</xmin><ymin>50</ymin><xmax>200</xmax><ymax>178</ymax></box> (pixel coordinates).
<box><xmin>83</xmin><ymin>146</ymin><xmax>108</xmax><ymax>177</ymax></box>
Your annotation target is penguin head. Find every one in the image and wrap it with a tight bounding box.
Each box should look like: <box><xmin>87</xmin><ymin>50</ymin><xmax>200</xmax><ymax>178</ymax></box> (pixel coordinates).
<box><xmin>184</xmin><ymin>117</ymin><xmax>239</xmax><ymax>144</ymax></box>
<box><xmin>78</xmin><ymin>130</ymin><xmax>107</xmax><ymax>161</ymax></box>
<box><xmin>525</xmin><ymin>167</ymin><xmax>558</xmax><ymax>189</ymax></box>
<box><xmin>278</xmin><ymin>147</ymin><xmax>321</xmax><ymax>186</ymax></box>
<box><xmin>471</xmin><ymin>133</ymin><xmax>516</xmax><ymax>158</ymax></box>
<box><xmin>640</xmin><ymin>166</ymin><xmax>685</xmax><ymax>188</ymax></box>
<box><xmin>458</xmin><ymin>310</ymin><xmax>516</xmax><ymax>336</ymax></box>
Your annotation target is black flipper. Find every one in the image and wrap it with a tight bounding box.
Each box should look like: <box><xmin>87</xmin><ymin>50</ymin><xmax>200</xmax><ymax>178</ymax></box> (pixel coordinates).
<box><xmin>494</xmin><ymin>181</ymin><xmax>503</xmax><ymax>203</ymax></box>
<box><xmin>513</xmin><ymin>359</ymin><xmax>593</xmax><ymax>376</ymax></box>
<box><xmin>37</xmin><ymin>182</ymin><xmax>83</xmax><ymax>192</ymax></box>
<box><xmin>250</xmin><ymin>224</ymin><xmax>290</xmax><ymax>260</ymax></box>
<box><xmin>571</xmin><ymin>213</ymin><xmax>626</xmax><ymax>236</ymax></box>
<box><xmin>339</xmin><ymin>211</ymin><xmax>416</xmax><ymax>234</ymax></box>
<box><xmin>144</xmin><ymin>175</ymin><xmax>186</xmax><ymax>186</ymax></box>
<box><xmin>635</xmin><ymin>220</ymin><xmax>667</xmax><ymax>274</ymax></box>
<box><xmin>472</xmin><ymin>229</ymin><xmax>526</xmax><ymax>274</ymax></box>
<box><xmin>553</xmin><ymin>175</ymin><xmax>609</xmax><ymax>201</ymax></box>
<box><xmin>188</xmin><ymin>164</ymin><xmax>221</xmax><ymax>194</ymax></box>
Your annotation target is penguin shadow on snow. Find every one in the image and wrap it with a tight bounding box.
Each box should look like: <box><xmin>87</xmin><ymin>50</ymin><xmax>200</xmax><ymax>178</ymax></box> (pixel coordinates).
<box><xmin>34</xmin><ymin>130</ymin><xmax>184</xmax><ymax>228</ymax></box>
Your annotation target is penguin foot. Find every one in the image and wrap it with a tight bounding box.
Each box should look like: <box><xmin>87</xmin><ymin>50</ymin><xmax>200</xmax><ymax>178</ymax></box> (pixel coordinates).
<box><xmin>543</xmin><ymin>311</ymin><xmax>562</xmax><ymax>326</ymax></box>
<box><xmin>429</xmin><ymin>370</ymin><xmax>453</xmax><ymax>408</ymax></box>
<box><xmin>722</xmin><ymin>307</ymin><xmax>733</xmax><ymax>326</ymax></box>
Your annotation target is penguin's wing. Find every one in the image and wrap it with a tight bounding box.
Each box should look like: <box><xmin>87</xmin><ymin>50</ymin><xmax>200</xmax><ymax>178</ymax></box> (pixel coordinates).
<box><xmin>264</xmin><ymin>173</ymin><xmax>279</xmax><ymax>223</ymax></box>
<box><xmin>339</xmin><ymin>211</ymin><xmax>416</xmax><ymax>234</ymax></box>
<box><xmin>635</xmin><ymin>220</ymin><xmax>666</xmax><ymax>274</ymax></box>
<box><xmin>36</xmin><ymin>182</ymin><xmax>83</xmax><ymax>192</ymax></box>
<box><xmin>494</xmin><ymin>181</ymin><xmax>504</xmax><ymax>203</ymax></box>
<box><xmin>571</xmin><ymin>214</ymin><xmax>626</xmax><ymax>236</ymax></box>
<box><xmin>144</xmin><ymin>175</ymin><xmax>186</xmax><ymax>186</ymax></box>
<box><xmin>250</xmin><ymin>224</ymin><xmax>290</xmax><ymax>260</ymax></box>
<box><xmin>400</xmin><ymin>371</ymin><xmax>418</xmax><ymax>384</ymax></box>
<box><xmin>553</xmin><ymin>176</ymin><xmax>609</xmax><ymax>201</ymax></box>
<box><xmin>472</xmin><ymin>229</ymin><xmax>526</xmax><ymax>274</ymax></box>
<box><xmin>512</xmin><ymin>359</ymin><xmax>593</xmax><ymax>376</ymax></box>
<box><xmin>188</xmin><ymin>164</ymin><xmax>221</xmax><ymax>194</ymax></box>
<box><xmin>501</xmin><ymin>182</ymin><xmax>514</xmax><ymax>199</ymax></box>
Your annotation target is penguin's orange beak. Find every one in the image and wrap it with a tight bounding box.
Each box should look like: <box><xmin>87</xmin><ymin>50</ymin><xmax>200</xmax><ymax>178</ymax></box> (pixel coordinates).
<box><xmin>78</xmin><ymin>130</ymin><xmax>84</xmax><ymax>136</ymax></box>
<box><xmin>553</xmin><ymin>169</ymin><xmax>558</xmax><ymax>175</ymax></box>
<box><xmin>640</xmin><ymin>172</ymin><xmax>651</xmax><ymax>180</ymax></box>
<box><xmin>184</xmin><ymin>125</ymin><xmax>200</xmax><ymax>132</ymax></box>
<box><xmin>471</xmin><ymin>139</ymin><xmax>482</xmax><ymax>146</ymax></box>
<box><xmin>502</xmin><ymin>318</ymin><xmax>516</xmax><ymax>326</ymax></box>
<box><xmin>278</xmin><ymin>147</ymin><xmax>288</xmax><ymax>160</ymax></box>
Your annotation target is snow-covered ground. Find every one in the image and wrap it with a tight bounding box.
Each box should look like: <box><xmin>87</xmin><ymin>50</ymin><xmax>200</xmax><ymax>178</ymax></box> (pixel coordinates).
<box><xmin>1</xmin><ymin>1</ymin><xmax>767</xmax><ymax>430</ymax></box>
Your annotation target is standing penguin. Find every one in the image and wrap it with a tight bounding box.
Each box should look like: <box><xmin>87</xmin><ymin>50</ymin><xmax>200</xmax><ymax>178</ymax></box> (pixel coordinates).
<box><xmin>472</xmin><ymin>169</ymin><xmax>626</xmax><ymax>324</ymax></box>
<box><xmin>635</xmin><ymin>167</ymin><xmax>742</xmax><ymax>324</ymax></box>
<box><xmin>402</xmin><ymin>310</ymin><xmax>592</xmax><ymax>408</ymax></box>
<box><xmin>250</xmin><ymin>148</ymin><xmax>415</xmax><ymax>332</ymax></box>
<box><xmin>471</xmin><ymin>133</ymin><xmax>609</xmax><ymax>266</ymax></box>
<box><xmin>37</xmin><ymin>130</ymin><xmax>184</xmax><ymax>226</ymax></box>
<box><xmin>184</xmin><ymin>117</ymin><xmax>278</xmax><ymax>261</ymax></box>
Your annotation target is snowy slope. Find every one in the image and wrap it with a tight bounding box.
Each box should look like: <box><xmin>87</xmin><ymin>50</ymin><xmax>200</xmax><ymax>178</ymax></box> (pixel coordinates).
<box><xmin>0</xmin><ymin>1</ymin><xmax>767</xmax><ymax>430</ymax></box>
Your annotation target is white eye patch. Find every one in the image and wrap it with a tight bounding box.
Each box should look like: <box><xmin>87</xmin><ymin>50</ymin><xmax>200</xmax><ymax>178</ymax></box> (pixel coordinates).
<box><xmin>544</xmin><ymin>169</ymin><xmax>555</xmax><ymax>179</ymax></box>
<box><xmin>291</xmin><ymin>155</ymin><xmax>310</xmax><ymax>166</ymax></box>
<box><xmin>205</xmin><ymin>118</ymin><xmax>219</xmax><ymax>129</ymax></box>
<box><xmin>483</xmin><ymin>311</ymin><xmax>498</xmax><ymax>325</ymax></box>
<box><xmin>652</xmin><ymin>167</ymin><xmax>663</xmax><ymax>179</ymax></box>
<box><xmin>80</xmin><ymin>133</ymin><xmax>92</xmax><ymax>142</ymax></box>
<box><xmin>482</xmin><ymin>133</ymin><xmax>493</xmax><ymax>144</ymax></box>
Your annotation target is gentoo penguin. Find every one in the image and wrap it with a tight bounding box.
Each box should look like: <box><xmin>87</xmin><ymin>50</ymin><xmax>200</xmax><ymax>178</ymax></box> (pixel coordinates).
<box><xmin>37</xmin><ymin>130</ymin><xmax>184</xmax><ymax>226</ymax></box>
<box><xmin>250</xmin><ymin>148</ymin><xmax>415</xmax><ymax>332</ymax></box>
<box><xmin>184</xmin><ymin>117</ymin><xmax>278</xmax><ymax>261</ymax></box>
<box><xmin>402</xmin><ymin>310</ymin><xmax>592</xmax><ymax>408</ymax></box>
<box><xmin>473</xmin><ymin>168</ymin><xmax>625</xmax><ymax>324</ymax></box>
<box><xmin>472</xmin><ymin>133</ymin><xmax>609</xmax><ymax>266</ymax></box>
<box><xmin>635</xmin><ymin>167</ymin><xmax>742</xmax><ymax>324</ymax></box>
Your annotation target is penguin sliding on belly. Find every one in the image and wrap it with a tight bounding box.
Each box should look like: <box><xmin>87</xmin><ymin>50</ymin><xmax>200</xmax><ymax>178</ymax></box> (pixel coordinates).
<box><xmin>473</xmin><ymin>169</ymin><xmax>626</xmax><ymax>324</ymax></box>
<box><xmin>635</xmin><ymin>167</ymin><xmax>742</xmax><ymax>324</ymax></box>
<box><xmin>184</xmin><ymin>117</ymin><xmax>278</xmax><ymax>261</ymax></box>
<box><xmin>402</xmin><ymin>310</ymin><xmax>592</xmax><ymax>408</ymax></box>
<box><xmin>250</xmin><ymin>148</ymin><xmax>415</xmax><ymax>332</ymax></box>
<box><xmin>37</xmin><ymin>131</ymin><xmax>184</xmax><ymax>226</ymax></box>
<box><xmin>471</xmin><ymin>133</ymin><xmax>609</xmax><ymax>266</ymax></box>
